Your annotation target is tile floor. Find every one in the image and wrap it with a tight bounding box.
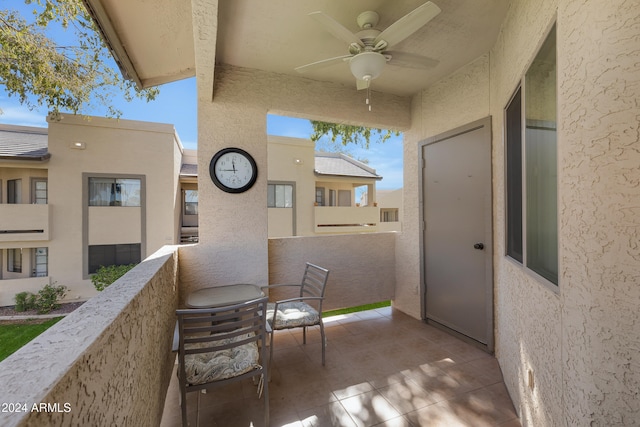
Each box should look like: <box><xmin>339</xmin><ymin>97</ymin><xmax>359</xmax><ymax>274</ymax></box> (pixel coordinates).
<box><xmin>161</xmin><ymin>306</ymin><xmax>521</xmax><ymax>427</ymax></box>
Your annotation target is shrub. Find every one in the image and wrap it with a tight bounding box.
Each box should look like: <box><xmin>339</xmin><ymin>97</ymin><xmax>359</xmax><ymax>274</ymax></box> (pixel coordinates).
<box><xmin>91</xmin><ymin>264</ymin><xmax>137</xmax><ymax>291</ymax></box>
<box><xmin>14</xmin><ymin>292</ymin><xmax>37</xmax><ymax>312</ymax></box>
<box><xmin>13</xmin><ymin>284</ymin><xmax>67</xmax><ymax>314</ymax></box>
<box><xmin>34</xmin><ymin>283</ymin><xmax>67</xmax><ymax>314</ymax></box>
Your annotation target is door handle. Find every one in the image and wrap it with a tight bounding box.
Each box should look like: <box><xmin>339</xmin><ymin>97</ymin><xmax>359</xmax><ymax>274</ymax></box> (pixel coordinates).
<box><xmin>473</xmin><ymin>243</ymin><xmax>484</xmax><ymax>250</ymax></box>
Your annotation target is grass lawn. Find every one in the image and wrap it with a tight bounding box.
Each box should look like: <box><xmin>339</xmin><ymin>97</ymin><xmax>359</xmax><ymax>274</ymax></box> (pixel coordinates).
<box><xmin>0</xmin><ymin>317</ymin><xmax>64</xmax><ymax>362</ymax></box>
<box><xmin>323</xmin><ymin>300</ymin><xmax>391</xmax><ymax>318</ymax></box>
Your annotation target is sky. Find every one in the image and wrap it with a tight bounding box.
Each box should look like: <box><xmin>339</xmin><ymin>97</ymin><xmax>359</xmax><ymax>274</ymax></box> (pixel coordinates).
<box><xmin>0</xmin><ymin>2</ymin><xmax>403</xmax><ymax>190</ymax></box>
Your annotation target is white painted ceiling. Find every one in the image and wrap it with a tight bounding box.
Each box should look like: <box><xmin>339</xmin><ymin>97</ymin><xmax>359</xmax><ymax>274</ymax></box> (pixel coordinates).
<box><xmin>216</xmin><ymin>0</ymin><xmax>510</xmax><ymax>96</ymax></box>
<box><xmin>87</xmin><ymin>0</ymin><xmax>510</xmax><ymax>97</ymax></box>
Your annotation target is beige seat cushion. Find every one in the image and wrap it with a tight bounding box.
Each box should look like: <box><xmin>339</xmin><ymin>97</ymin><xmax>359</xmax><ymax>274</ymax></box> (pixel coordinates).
<box><xmin>267</xmin><ymin>301</ymin><xmax>320</xmax><ymax>329</ymax></box>
<box><xmin>184</xmin><ymin>333</ymin><xmax>259</xmax><ymax>385</ymax></box>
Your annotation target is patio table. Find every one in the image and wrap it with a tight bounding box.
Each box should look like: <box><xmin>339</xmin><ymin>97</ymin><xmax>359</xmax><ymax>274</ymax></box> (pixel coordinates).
<box><xmin>185</xmin><ymin>284</ymin><xmax>264</xmax><ymax>308</ymax></box>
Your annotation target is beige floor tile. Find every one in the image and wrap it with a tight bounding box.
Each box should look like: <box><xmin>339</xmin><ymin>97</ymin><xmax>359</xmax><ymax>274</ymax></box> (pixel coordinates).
<box><xmin>161</xmin><ymin>308</ymin><xmax>521</xmax><ymax>427</ymax></box>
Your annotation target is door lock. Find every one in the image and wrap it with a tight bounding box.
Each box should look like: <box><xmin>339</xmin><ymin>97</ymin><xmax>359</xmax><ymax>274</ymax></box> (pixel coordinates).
<box><xmin>473</xmin><ymin>243</ymin><xmax>485</xmax><ymax>250</ymax></box>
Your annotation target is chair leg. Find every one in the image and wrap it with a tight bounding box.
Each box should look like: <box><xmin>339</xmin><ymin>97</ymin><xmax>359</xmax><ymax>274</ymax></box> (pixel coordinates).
<box><xmin>319</xmin><ymin>321</ymin><xmax>326</xmax><ymax>366</ymax></box>
<box><xmin>303</xmin><ymin>326</ymin><xmax>307</xmax><ymax>344</ymax></box>
<box><xmin>263</xmin><ymin>372</ymin><xmax>269</xmax><ymax>427</ymax></box>
<box><xmin>269</xmin><ymin>326</ymin><xmax>275</xmax><ymax>381</ymax></box>
<box><xmin>180</xmin><ymin>386</ymin><xmax>187</xmax><ymax>426</ymax></box>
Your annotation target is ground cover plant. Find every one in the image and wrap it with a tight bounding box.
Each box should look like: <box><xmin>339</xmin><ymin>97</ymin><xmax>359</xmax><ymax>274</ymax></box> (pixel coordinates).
<box><xmin>322</xmin><ymin>300</ymin><xmax>390</xmax><ymax>318</ymax></box>
<box><xmin>0</xmin><ymin>317</ymin><xmax>63</xmax><ymax>362</ymax></box>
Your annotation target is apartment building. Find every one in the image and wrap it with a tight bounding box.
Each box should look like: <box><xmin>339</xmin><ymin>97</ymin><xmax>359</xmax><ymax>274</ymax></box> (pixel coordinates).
<box><xmin>0</xmin><ymin>116</ymin><xmax>191</xmax><ymax>306</ymax></box>
<box><xmin>0</xmin><ymin>122</ymin><xmax>399</xmax><ymax>305</ymax></box>
<box><xmin>267</xmin><ymin>135</ymin><xmax>393</xmax><ymax>237</ymax></box>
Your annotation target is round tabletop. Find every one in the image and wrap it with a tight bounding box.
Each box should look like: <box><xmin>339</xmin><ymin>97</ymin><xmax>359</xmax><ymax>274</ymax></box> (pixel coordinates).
<box><xmin>185</xmin><ymin>284</ymin><xmax>264</xmax><ymax>308</ymax></box>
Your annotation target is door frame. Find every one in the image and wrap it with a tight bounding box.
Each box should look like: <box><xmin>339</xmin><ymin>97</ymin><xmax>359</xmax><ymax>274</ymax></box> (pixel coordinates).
<box><xmin>418</xmin><ymin>116</ymin><xmax>494</xmax><ymax>352</ymax></box>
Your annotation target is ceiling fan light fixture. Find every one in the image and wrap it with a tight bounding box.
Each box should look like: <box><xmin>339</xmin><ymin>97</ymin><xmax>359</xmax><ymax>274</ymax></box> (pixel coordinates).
<box><xmin>349</xmin><ymin>52</ymin><xmax>386</xmax><ymax>81</ymax></box>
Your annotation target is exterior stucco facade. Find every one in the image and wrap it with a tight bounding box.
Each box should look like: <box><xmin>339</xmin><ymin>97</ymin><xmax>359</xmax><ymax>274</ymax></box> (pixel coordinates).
<box><xmin>188</xmin><ymin>0</ymin><xmax>639</xmax><ymax>425</ymax></box>
<box><xmin>397</xmin><ymin>0</ymin><xmax>640</xmax><ymax>425</ymax></box>
<box><xmin>0</xmin><ymin>117</ymin><xmax>185</xmax><ymax>305</ymax></box>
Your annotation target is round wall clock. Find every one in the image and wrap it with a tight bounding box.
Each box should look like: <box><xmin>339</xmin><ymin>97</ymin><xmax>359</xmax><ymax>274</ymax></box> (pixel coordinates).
<box><xmin>209</xmin><ymin>147</ymin><xmax>258</xmax><ymax>193</ymax></box>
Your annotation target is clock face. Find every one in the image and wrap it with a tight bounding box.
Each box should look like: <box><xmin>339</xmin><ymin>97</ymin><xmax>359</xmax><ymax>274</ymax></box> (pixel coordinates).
<box><xmin>209</xmin><ymin>148</ymin><xmax>258</xmax><ymax>193</ymax></box>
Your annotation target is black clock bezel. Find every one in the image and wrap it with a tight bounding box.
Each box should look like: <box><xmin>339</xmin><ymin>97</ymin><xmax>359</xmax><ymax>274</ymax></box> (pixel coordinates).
<box><xmin>209</xmin><ymin>147</ymin><xmax>258</xmax><ymax>194</ymax></box>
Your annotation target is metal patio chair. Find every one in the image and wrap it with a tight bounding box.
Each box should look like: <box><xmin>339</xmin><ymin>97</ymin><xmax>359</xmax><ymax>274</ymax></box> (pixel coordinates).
<box><xmin>263</xmin><ymin>262</ymin><xmax>330</xmax><ymax>366</ymax></box>
<box><xmin>174</xmin><ymin>297</ymin><xmax>269</xmax><ymax>426</ymax></box>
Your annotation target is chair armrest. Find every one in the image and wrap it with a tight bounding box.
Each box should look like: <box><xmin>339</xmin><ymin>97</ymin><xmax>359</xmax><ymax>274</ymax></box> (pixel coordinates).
<box><xmin>171</xmin><ymin>321</ymin><xmax>179</xmax><ymax>353</ymax></box>
<box><xmin>261</xmin><ymin>283</ymin><xmax>301</xmax><ymax>291</ymax></box>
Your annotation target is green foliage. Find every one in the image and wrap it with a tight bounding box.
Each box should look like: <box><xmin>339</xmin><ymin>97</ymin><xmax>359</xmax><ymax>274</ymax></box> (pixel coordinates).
<box><xmin>35</xmin><ymin>283</ymin><xmax>67</xmax><ymax>314</ymax></box>
<box><xmin>0</xmin><ymin>317</ymin><xmax>63</xmax><ymax>362</ymax></box>
<box><xmin>14</xmin><ymin>291</ymin><xmax>36</xmax><ymax>312</ymax></box>
<box><xmin>322</xmin><ymin>300</ymin><xmax>391</xmax><ymax>318</ymax></box>
<box><xmin>310</xmin><ymin>120</ymin><xmax>400</xmax><ymax>149</ymax></box>
<box><xmin>91</xmin><ymin>263</ymin><xmax>137</xmax><ymax>291</ymax></box>
<box><xmin>0</xmin><ymin>0</ymin><xmax>158</xmax><ymax>116</ymax></box>
<box><xmin>13</xmin><ymin>283</ymin><xmax>67</xmax><ymax>314</ymax></box>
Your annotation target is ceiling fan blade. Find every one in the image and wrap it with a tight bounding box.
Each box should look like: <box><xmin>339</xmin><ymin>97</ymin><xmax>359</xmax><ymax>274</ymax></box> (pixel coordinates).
<box><xmin>309</xmin><ymin>11</ymin><xmax>365</xmax><ymax>48</ymax></box>
<box><xmin>374</xmin><ymin>1</ymin><xmax>441</xmax><ymax>49</ymax></box>
<box><xmin>295</xmin><ymin>55</ymin><xmax>353</xmax><ymax>73</ymax></box>
<box><xmin>385</xmin><ymin>51</ymin><xmax>439</xmax><ymax>69</ymax></box>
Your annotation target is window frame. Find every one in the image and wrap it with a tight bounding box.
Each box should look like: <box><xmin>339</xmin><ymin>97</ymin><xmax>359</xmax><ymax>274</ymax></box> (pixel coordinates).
<box><xmin>88</xmin><ymin>243</ymin><xmax>141</xmax><ymax>275</ymax></box>
<box><xmin>88</xmin><ymin>177</ymin><xmax>142</xmax><ymax>207</ymax></box>
<box><xmin>8</xmin><ymin>248</ymin><xmax>22</xmax><ymax>273</ymax></box>
<box><xmin>31</xmin><ymin>178</ymin><xmax>48</xmax><ymax>204</ymax></box>
<box><xmin>7</xmin><ymin>179</ymin><xmax>21</xmax><ymax>204</ymax></box>
<box><xmin>504</xmin><ymin>23</ymin><xmax>559</xmax><ymax>290</ymax></box>
<box><xmin>267</xmin><ymin>183</ymin><xmax>294</xmax><ymax>208</ymax></box>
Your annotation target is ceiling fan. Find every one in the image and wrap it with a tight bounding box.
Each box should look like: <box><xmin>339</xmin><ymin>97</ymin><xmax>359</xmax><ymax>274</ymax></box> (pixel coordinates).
<box><xmin>295</xmin><ymin>1</ymin><xmax>441</xmax><ymax>101</ymax></box>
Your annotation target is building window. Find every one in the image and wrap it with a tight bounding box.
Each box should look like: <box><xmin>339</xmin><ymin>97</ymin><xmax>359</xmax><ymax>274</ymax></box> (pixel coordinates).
<box><xmin>505</xmin><ymin>87</ymin><xmax>523</xmax><ymax>263</ymax></box>
<box><xmin>268</xmin><ymin>184</ymin><xmax>293</xmax><ymax>208</ymax></box>
<box><xmin>32</xmin><ymin>247</ymin><xmax>48</xmax><ymax>277</ymax></box>
<box><xmin>32</xmin><ymin>179</ymin><xmax>48</xmax><ymax>204</ymax></box>
<box><xmin>88</xmin><ymin>178</ymin><xmax>141</xmax><ymax>206</ymax></box>
<box><xmin>8</xmin><ymin>248</ymin><xmax>22</xmax><ymax>273</ymax></box>
<box><xmin>505</xmin><ymin>25</ymin><xmax>558</xmax><ymax>285</ymax></box>
<box><xmin>338</xmin><ymin>190</ymin><xmax>351</xmax><ymax>207</ymax></box>
<box><xmin>315</xmin><ymin>187</ymin><xmax>325</xmax><ymax>206</ymax></box>
<box><xmin>381</xmin><ymin>209</ymin><xmax>399</xmax><ymax>222</ymax></box>
<box><xmin>184</xmin><ymin>190</ymin><xmax>198</xmax><ymax>215</ymax></box>
<box><xmin>88</xmin><ymin>243</ymin><xmax>141</xmax><ymax>274</ymax></box>
<box><xmin>8</xmin><ymin>179</ymin><xmax>21</xmax><ymax>204</ymax></box>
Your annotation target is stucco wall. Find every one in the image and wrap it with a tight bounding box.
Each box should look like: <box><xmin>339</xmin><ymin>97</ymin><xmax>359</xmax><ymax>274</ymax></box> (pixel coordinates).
<box><xmin>268</xmin><ymin>233</ymin><xmax>396</xmax><ymax>311</ymax></box>
<box><xmin>396</xmin><ymin>0</ymin><xmax>640</xmax><ymax>425</ymax></box>
<box><xmin>0</xmin><ymin>245</ymin><xmax>179</xmax><ymax>427</ymax></box>
<box><xmin>557</xmin><ymin>0</ymin><xmax>640</xmax><ymax>423</ymax></box>
<box><xmin>46</xmin><ymin>116</ymin><xmax>182</xmax><ymax>301</ymax></box>
<box><xmin>267</xmin><ymin>135</ymin><xmax>316</xmax><ymax>237</ymax></box>
<box><xmin>184</xmin><ymin>60</ymin><xmax>411</xmax><ymax>294</ymax></box>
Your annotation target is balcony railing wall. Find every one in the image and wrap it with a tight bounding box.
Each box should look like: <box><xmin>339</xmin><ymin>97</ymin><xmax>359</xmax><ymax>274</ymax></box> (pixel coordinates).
<box><xmin>269</xmin><ymin>233</ymin><xmax>396</xmax><ymax>310</ymax></box>
<box><xmin>0</xmin><ymin>204</ymin><xmax>50</xmax><ymax>242</ymax></box>
<box><xmin>314</xmin><ymin>206</ymin><xmax>379</xmax><ymax>234</ymax></box>
<box><xmin>0</xmin><ymin>245</ymin><xmax>179</xmax><ymax>427</ymax></box>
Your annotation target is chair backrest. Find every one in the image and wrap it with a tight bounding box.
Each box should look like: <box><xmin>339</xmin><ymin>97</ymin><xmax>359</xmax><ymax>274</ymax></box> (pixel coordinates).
<box><xmin>175</xmin><ymin>296</ymin><xmax>269</xmax><ymax>389</ymax></box>
<box><xmin>299</xmin><ymin>262</ymin><xmax>330</xmax><ymax>302</ymax></box>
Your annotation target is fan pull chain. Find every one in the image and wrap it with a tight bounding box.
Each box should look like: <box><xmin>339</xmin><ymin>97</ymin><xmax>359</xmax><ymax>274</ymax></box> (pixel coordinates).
<box><xmin>366</xmin><ymin>81</ymin><xmax>372</xmax><ymax>111</ymax></box>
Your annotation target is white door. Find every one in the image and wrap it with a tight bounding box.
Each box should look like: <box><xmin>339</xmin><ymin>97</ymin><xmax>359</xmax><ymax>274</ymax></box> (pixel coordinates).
<box><xmin>421</xmin><ymin>118</ymin><xmax>493</xmax><ymax>347</ymax></box>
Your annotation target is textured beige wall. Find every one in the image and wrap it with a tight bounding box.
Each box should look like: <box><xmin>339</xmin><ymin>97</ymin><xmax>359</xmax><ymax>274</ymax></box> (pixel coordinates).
<box><xmin>0</xmin><ymin>245</ymin><xmax>179</xmax><ymax>427</ymax></box>
<box><xmin>183</xmin><ymin>61</ymin><xmax>411</xmax><ymax>294</ymax></box>
<box><xmin>557</xmin><ymin>0</ymin><xmax>640</xmax><ymax>423</ymax></box>
<box><xmin>267</xmin><ymin>135</ymin><xmax>316</xmax><ymax>236</ymax></box>
<box><xmin>268</xmin><ymin>233</ymin><xmax>395</xmax><ymax>311</ymax></box>
<box><xmin>396</xmin><ymin>0</ymin><xmax>640</xmax><ymax>425</ymax></box>
<box><xmin>46</xmin><ymin>115</ymin><xmax>182</xmax><ymax>301</ymax></box>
